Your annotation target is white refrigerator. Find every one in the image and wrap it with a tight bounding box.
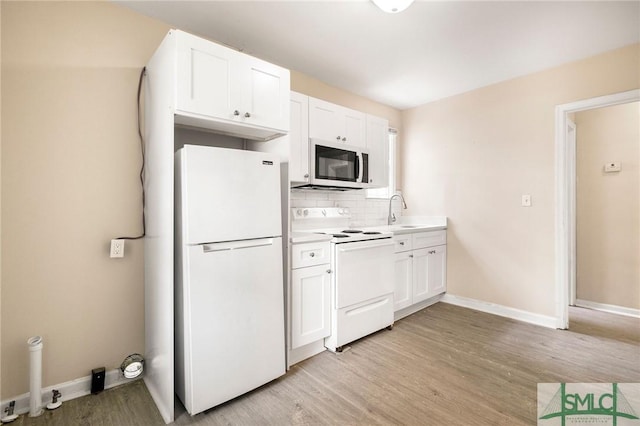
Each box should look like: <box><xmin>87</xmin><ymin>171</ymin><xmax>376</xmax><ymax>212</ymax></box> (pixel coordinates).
<box><xmin>174</xmin><ymin>145</ymin><xmax>285</xmax><ymax>416</ymax></box>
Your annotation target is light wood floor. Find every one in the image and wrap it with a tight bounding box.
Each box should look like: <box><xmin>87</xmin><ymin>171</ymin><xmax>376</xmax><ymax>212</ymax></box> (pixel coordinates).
<box><xmin>10</xmin><ymin>303</ymin><xmax>640</xmax><ymax>425</ymax></box>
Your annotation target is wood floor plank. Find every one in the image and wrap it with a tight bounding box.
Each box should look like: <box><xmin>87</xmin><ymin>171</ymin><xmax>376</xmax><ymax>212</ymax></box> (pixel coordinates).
<box><xmin>10</xmin><ymin>303</ymin><xmax>640</xmax><ymax>425</ymax></box>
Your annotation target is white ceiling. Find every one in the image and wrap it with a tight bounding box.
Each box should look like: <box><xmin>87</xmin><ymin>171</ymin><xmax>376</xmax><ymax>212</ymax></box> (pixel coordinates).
<box><xmin>117</xmin><ymin>1</ymin><xmax>640</xmax><ymax>110</ymax></box>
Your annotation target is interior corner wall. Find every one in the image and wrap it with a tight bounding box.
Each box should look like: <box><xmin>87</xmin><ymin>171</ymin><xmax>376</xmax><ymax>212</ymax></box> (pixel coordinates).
<box><xmin>575</xmin><ymin>102</ymin><xmax>639</xmax><ymax>309</ymax></box>
<box><xmin>1</xmin><ymin>1</ymin><xmax>170</xmax><ymax>398</ymax></box>
<box><xmin>401</xmin><ymin>43</ymin><xmax>640</xmax><ymax>318</ymax></box>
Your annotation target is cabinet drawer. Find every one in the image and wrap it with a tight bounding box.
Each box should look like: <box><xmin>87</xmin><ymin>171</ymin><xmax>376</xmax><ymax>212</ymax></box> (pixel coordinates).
<box><xmin>413</xmin><ymin>230</ymin><xmax>447</xmax><ymax>249</ymax></box>
<box><xmin>393</xmin><ymin>235</ymin><xmax>412</xmax><ymax>253</ymax></box>
<box><xmin>292</xmin><ymin>242</ymin><xmax>330</xmax><ymax>268</ymax></box>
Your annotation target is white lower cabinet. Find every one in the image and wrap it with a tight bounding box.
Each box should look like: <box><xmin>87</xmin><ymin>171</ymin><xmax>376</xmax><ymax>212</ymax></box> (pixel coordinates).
<box><xmin>393</xmin><ymin>230</ymin><xmax>447</xmax><ymax>312</ymax></box>
<box><xmin>393</xmin><ymin>251</ymin><xmax>413</xmax><ymax>311</ymax></box>
<box><xmin>290</xmin><ymin>241</ymin><xmax>331</xmax><ymax>350</ymax></box>
<box><xmin>291</xmin><ymin>264</ymin><xmax>331</xmax><ymax>348</ymax></box>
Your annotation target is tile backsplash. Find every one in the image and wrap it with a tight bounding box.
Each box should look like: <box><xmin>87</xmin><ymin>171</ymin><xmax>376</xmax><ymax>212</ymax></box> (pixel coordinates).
<box><xmin>290</xmin><ymin>189</ymin><xmax>404</xmax><ymax>227</ymax></box>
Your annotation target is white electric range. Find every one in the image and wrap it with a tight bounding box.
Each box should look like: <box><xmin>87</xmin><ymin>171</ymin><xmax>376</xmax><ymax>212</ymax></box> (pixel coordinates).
<box><xmin>291</xmin><ymin>208</ymin><xmax>395</xmax><ymax>352</ymax></box>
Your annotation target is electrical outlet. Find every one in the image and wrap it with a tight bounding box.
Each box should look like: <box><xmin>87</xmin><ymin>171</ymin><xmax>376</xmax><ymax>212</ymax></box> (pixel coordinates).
<box><xmin>110</xmin><ymin>239</ymin><xmax>125</xmax><ymax>258</ymax></box>
<box><xmin>521</xmin><ymin>194</ymin><xmax>532</xmax><ymax>207</ymax></box>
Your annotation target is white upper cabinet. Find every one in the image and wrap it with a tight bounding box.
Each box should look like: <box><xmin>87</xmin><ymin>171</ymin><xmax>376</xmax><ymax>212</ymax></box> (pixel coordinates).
<box><xmin>289</xmin><ymin>92</ymin><xmax>310</xmax><ymax>183</ymax></box>
<box><xmin>309</xmin><ymin>97</ymin><xmax>365</xmax><ymax>147</ymax></box>
<box><xmin>175</xmin><ymin>30</ymin><xmax>290</xmax><ymax>140</ymax></box>
<box><xmin>366</xmin><ymin>115</ymin><xmax>389</xmax><ymax>187</ymax></box>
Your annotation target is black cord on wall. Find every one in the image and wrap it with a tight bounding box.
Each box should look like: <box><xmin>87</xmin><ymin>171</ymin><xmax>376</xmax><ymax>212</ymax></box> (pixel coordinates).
<box><xmin>116</xmin><ymin>66</ymin><xmax>147</xmax><ymax>241</ymax></box>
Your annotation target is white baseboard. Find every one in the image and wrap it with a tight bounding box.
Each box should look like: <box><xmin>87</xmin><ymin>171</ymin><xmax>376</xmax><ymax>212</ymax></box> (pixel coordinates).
<box><xmin>0</xmin><ymin>368</ymin><xmax>134</xmax><ymax>416</ymax></box>
<box><xmin>394</xmin><ymin>294</ymin><xmax>443</xmax><ymax>321</ymax></box>
<box><xmin>287</xmin><ymin>340</ymin><xmax>326</xmax><ymax>368</ymax></box>
<box><xmin>440</xmin><ymin>294</ymin><xmax>557</xmax><ymax>329</ymax></box>
<box><xmin>575</xmin><ymin>299</ymin><xmax>640</xmax><ymax>318</ymax></box>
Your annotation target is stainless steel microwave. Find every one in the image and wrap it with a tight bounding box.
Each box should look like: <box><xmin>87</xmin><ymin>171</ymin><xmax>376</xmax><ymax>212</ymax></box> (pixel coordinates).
<box><xmin>302</xmin><ymin>138</ymin><xmax>369</xmax><ymax>190</ymax></box>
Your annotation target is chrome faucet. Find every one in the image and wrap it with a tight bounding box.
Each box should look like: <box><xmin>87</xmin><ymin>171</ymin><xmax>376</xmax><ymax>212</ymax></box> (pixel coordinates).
<box><xmin>388</xmin><ymin>193</ymin><xmax>408</xmax><ymax>225</ymax></box>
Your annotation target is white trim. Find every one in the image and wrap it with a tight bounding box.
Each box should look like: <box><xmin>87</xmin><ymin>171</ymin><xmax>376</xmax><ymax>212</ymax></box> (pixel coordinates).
<box><xmin>287</xmin><ymin>340</ymin><xmax>326</xmax><ymax>368</ymax></box>
<box><xmin>575</xmin><ymin>299</ymin><xmax>640</xmax><ymax>319</ymax></box>
<box><xmin>440</xmin><ymin>294</ymin><xmax>557</xmax><ymax>329</ymax></box>
<box><xmin>554</xmin><ymin>89</ymin><xmax>640</xmax><ymax>330</ymax></box>
<box><xmin>567</xmin><ymin>119</ymin><xmax>577</xmax><ymax>307</ymax></box>
<box><xmin>394</xmin><ymin>294</ymin><xmax>443</xmax><ymax>321</ymax></box>
<box><xmin>0</xmin><ymin>369</ymin><xmax>134</xmax><ymax>416</ymax></box>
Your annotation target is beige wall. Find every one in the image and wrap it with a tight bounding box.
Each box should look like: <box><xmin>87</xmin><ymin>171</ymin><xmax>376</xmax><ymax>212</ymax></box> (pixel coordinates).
<box><xmin>575</xmin><ymin>102</ymin><xmax>639</xmax><ymax>309</ymax></box>
<box><xmin>1</xmin><ymin>1</ymin><xmax>170</xmax><ymax>397</ymax></box>
<box><xmin>401</xmin><ymin>43</ymin><xmax>640</xmax><ymax>317</ymax></box>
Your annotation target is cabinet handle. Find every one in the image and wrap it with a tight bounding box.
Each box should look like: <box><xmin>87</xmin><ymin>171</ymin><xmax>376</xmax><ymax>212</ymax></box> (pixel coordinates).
<box><xmin>336</xmin><ymin>136</ymin><xmax>341</xmax><ymax>141</ymax></box>
<box><xmin>409</xmin><ymin>254</ymin><xmax>414</xmax><ymax>258</ymax></box>
<box><xmin>399</xmin><ymin>242</ymin><xmax>405</xmax><ymax>245</ymax></box>
<box><xmin>326</xmin><ymin>269</ymin><xmax>332</xmax><ymax>274</ymax></box>
<box><xmin>304</xmin><ymin>173</ymin><xmax>309</xmax><ymax>179</ymax></box>
<box><xmin>309</xmin><ymin>252</ymin><xmax>315</xmax><ymax>257</ymax></box>
<box><xmin>429</xmin><ymin>250</ymin><xmax>436</xmax><ymax>254</ymax></box>
<box><xmin>244</xmin><ymin>112</ymin><xmax>251</xmax><ymax>118</ymax></box>
<box><xmin>342</xmin><ymin>137</ymin><xmax>347</xmax><ymax>142</ymax></box>
<box><xmin>233</xmin><ymin>110</ymin><xmax>240</xmax><ymax>116</ymax></box>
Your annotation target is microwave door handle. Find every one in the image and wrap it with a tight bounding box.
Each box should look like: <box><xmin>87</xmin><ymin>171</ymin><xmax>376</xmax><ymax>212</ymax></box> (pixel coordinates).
<box><xmin>356</xmin><ymin>154</ymin><xmax>363</xmax><ymax>182</ymax></box>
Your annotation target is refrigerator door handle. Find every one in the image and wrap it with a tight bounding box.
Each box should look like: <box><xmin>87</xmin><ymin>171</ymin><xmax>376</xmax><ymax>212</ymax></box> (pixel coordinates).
<box><xmin>202</xmin><ymin>238</ymin><xmax>275</xmax><ymax>253</ymax></box>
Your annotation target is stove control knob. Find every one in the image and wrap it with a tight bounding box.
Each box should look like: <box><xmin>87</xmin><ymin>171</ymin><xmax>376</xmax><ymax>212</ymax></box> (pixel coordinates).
<box><xmin>296</xmin><ymin>209</ymin><xmax>302</xmax><ymax>217</ymax></box>
<box><xmin>303</xmin><ymin>209</ymin><xmax>309</xmax><ymax>216</ymax></box>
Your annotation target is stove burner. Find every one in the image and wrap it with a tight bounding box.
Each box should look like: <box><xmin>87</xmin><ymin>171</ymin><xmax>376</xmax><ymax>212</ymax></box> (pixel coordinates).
<box><xmin>341</xmin><ymin>229</ymin><xmax>363</xmax><ymax>233</ymax></box>
<box><xmin>363</xmin><ymin>231</ymin><xmax>381</xmax><ymax>235</ymax></box>
<box><xmin>332</xmin><ymin>234</ymin><xmax>349</xmax><ymax>238</ymax></box>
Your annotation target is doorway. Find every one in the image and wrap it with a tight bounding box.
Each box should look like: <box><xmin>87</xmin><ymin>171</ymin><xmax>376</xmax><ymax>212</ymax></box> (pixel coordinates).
<box><xmin>554</xmin><ymin>89</ymin><xmax>640</xmax><ymax>329</ymax></box>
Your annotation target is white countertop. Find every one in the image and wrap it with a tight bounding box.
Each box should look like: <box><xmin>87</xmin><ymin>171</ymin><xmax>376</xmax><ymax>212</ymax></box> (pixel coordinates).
<box><xmin>290</xmin><ymin>216</ymin><xmax>447</xmax><ymax>242</ymax></box>
<box><xmin>289</xmin><ymin>232</ymin><xmax>333</xmax><ymax>244</ymax></box>
<box><xmin>367</xmin><ymin>216</ymin><xmax>447</xmax><ymax>235</ymax></box>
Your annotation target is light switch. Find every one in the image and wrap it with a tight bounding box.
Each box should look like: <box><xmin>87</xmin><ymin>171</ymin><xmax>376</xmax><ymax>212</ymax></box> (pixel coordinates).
<box><xmin>604</xmin><ymin>162</ymin><xmax>621</xmax><ymax>173</ymax></box>
<box><xmin>521</xmin><ymin>194</ymin><xmax>531</xmax><ymax>207</ymax></box>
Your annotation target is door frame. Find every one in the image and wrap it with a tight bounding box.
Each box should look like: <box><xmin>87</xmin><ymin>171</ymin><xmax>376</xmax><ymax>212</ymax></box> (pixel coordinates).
<box><xmin>567</xmin><ymin>119</ymin><xmax>577</xmax><ymax>307</ymax></box>
<box><xmin>554</xmin><ymin>89</ymin><xmax>639</xmax><ymax>329</ymax></box>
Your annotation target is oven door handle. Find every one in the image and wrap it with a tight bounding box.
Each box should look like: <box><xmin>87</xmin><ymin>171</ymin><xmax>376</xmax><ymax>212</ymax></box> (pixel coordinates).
<box><xmin>337</xmin><ymin>239</ymin><xmax>395</xmax><ymax>252</ymax></box>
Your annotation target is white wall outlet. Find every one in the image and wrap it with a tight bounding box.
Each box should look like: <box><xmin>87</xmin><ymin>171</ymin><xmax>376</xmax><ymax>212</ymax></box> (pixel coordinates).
<box><xmin>110</xmin><ymin>239</ymin><xmax>125</xmax><ymax>258</ymax></box>
<box><xmin>521</xmin><ymin>194</ymin><xmax>532</xmax><ymax>207</ymax></box>
<box><xmin>604</xmin><ymin>162</ymin><xmax>621</xmax><ymax>173</ymax></box>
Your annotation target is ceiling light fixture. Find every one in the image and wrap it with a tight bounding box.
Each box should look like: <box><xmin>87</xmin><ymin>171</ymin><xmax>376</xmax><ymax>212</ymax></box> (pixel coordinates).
<box><xmin>371</xmin><ymin>0</ymin><xmax>415</xmax><ymax>14</ymax></box>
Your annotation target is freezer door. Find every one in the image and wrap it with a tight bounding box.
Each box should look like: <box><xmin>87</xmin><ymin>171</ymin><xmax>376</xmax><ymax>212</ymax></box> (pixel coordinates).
<box><xmin>177</xmin><ymin>145</ymin><xmax>282</xmax><ymax>244</ymax></box>
<box><xmin>179</xmin><ymin>237</ymin><xmax>285</xmax><ymax>415</ymax></box>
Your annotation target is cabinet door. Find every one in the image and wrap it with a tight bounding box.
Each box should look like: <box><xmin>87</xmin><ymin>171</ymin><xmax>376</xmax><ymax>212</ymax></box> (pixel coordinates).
<box><xmin>426</xmin><ymin>245</ymin><xmax>447</xmax><ymax>298</ymax></box>
<box><xmin>394</xmin><ymin>252</ymin><xmax>413</xmax><ymax>311</ymax></box>
<box><xmin>309</xmin><ymin>97</ymin><xmax>341</xmax><ymax>142</ymax></box>
<box><xmin>240</xmin><ymin>56</ymin><xmax>290</xmax><ymax>132</ymax></box>
<box><xmin>289</xmin><ymin>92</ymin><xmax>310</xmax><ymax>183</ymax></box>
<box><xmin>176</xmin><ymin>32</ymin><xmax>238</xmax><ymax>120</ymax></box>
<box><xmin>412</xmin><ymin>248</ymin><xmax>430</xmax><ymax>303</ymax></box>
<box><xmin>366</xmin><ymin>115</ymin><xmax>389</xmax><ymax>186</ymax></box>
<box><xmin>291</xmin><ymin>265</ymin><xmax>331</xmax><ymax>349</ymax></box>
<box><xmin>343</xmin><ymin>108</ymin><xmax>366</xmax><ymax>147</ymax></box>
